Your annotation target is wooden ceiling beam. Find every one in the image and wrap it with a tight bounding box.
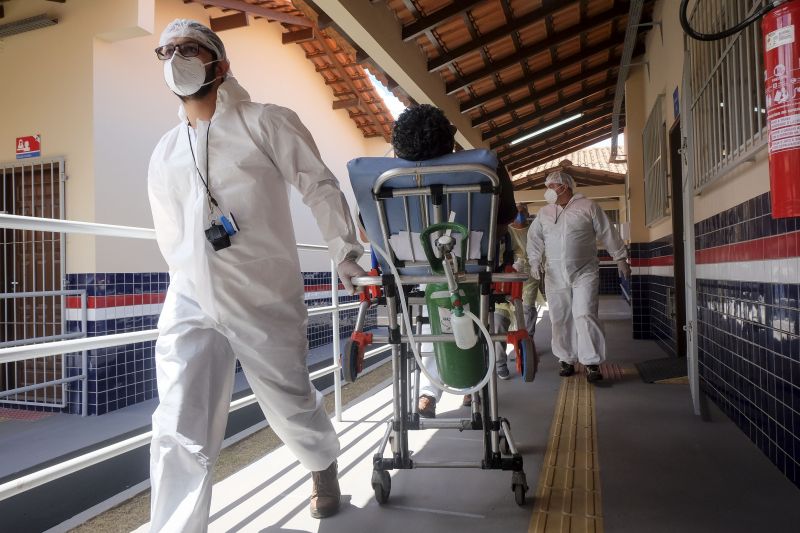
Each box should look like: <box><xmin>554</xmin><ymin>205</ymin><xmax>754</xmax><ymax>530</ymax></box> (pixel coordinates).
<box><xmin>505</xmin><ymin>122</ymin><xmax>617</xmax><ymax>170</ymax></box>
<box><xmin>482</xmin><ymin>88</ymin><xmax>617</xmax><ymax>145</ymax></box>
<box><xmin>505</xmin><ymin>125</ymin><xmax>618</xmax><ymax>174</ymax></box>
<box><xmin>445</xmin><ymin>11</ymin><xmax>628</xmax><ymax>95</ymax></box>
<box><xmin>428</xmin><ymin>0</ymin><xmax>580</xmax><ymax>72</ymax></box>
<box><xmin>464</xmin><ymin>39</ymin><xmax>644</xmax><ymax>115</ymax></box>
<box><xmin>497</xmin><ymin>107</ymin><xmax>613</xmax><ymax>157</ymax></box>
<box><xmin>332</xmin><ymin>97</ymin><xmax>360</xmax><ymax>109</ymax></box>
<box><xmin>282</xmin><ymin>27</ymin><xmax>315</xmax><ymax>44</ymax></box>
<box><xmin>316</xmin><ymin>27</ymin><xmax>389</xmax><ymax>141</ymax></box>
<box><xmin>402</xmin><ymin>0</ymin><xmax>484</xmax><ymax>42</ymax></box>
<box><xmin>210</xmin><ymin>11</ymin><xmax>249</xmax><ymax>32</ymax></box>
<box><xmin>193</xmin><ymin>0</ymin><xmax>312</xmax><ymax>27</ymax></box>
<box><xmin>509</xmin><ymin>125</ymin><xmax>619</xmax><ymax>172</ymax></box>
<box><xmin>445</xmin><ymin>27</ymin><xmax>625</xmax><ymax>94</ymax></box>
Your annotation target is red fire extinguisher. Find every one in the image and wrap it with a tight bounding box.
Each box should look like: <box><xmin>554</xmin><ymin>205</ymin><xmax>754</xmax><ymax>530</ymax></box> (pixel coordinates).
<box><xmin>763</xmin><ymin>0</ymin><xmax>800</xmax><ymax>219</ymax></box>
<box><xmin>682</xmin><ymin>0</ymin><xmax>800</xmax><ymax>218</ymax></box>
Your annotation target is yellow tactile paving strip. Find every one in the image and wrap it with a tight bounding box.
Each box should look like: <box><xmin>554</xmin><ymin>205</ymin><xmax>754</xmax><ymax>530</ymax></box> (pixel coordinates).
<box><xmin>529</xmin><ymin>372</ymin><xmax>603</xmax><ymax>533</ymax></box>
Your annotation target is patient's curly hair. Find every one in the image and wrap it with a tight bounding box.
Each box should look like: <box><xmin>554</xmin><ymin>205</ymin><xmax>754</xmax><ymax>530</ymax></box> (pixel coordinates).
<box><xmin>391</xmin><ymin>104</ymin><xmax>455</xmax><ymax>161</ymax></box>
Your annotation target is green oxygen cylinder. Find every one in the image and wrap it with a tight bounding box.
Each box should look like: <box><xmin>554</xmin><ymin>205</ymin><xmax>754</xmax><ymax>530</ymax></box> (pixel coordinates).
<box><xmin>420</xmin><ymin>223</ymin><xmax>486</xmax><ymax>389</ymax></box>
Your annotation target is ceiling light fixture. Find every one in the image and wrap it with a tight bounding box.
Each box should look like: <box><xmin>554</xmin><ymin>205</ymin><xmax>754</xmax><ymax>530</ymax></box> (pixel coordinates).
<box><xmin>509</xmin><ymin>113</ymin><xmax>583</xmax><ymax>145</ymax></box>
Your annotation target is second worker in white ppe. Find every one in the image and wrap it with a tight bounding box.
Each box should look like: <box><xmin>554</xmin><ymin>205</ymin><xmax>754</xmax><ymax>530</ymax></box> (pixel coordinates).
<box><xmin>527</xmin><ymin>170</ymin><xmax>630</xmax><ymax>383</ymax></box>
<box><xmin>147</xmin><ymin>19</ymin><xmax>366</xmax><ymax>531</ymax></box>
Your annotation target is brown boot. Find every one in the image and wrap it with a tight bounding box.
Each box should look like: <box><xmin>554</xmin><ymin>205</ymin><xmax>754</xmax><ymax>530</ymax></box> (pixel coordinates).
<box><xmin>310</xmin><ymin>461</ymin><xmax>340</xmax><ymax>519</ymax></box>
<box><xmin>418</xmin><ymin>394</ymin><xmax>436</xmax><ymax>418</ymax></box>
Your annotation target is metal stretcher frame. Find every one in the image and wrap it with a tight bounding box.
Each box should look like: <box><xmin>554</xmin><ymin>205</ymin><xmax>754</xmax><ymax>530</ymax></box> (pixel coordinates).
<box><xmin>346</xmin><ymin>154</ymin><xmax>535</xmax><ymax>506</ymax></box>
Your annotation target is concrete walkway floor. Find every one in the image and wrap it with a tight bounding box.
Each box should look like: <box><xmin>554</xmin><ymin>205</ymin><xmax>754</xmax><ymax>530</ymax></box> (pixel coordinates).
<box><xmin>99</xmin><ymin>296</ymin><xmax>799</xmax><ymax>533</ymax></box>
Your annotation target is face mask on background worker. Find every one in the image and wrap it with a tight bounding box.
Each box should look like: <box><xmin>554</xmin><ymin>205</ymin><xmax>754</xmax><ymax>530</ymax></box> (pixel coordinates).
<box><xmin>544</xmin><ymin>186</ymin><xmax>567</xmax><ymax>204</ymax></box>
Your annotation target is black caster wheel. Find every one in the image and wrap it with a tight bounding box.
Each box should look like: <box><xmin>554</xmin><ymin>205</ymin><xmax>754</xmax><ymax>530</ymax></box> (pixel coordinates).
<box><xmin>372</xmin><ymin>469</ymin><xmax>391</xmax><ymax>504</ymax></box>
<box><xmin>520</xmin><ymin>338</ymin><xmax>538</xmax><ymax>382</ymax></box>
<box><xmin>512</xmin><ymin>471</ymin><xmax>528</xmax><ymax>506</ymax></box>
<box><xmin>514</xmin><ymin>483</ymin><xmax>526</xmax><ymax>505</ymax></box>
<box><xmin>342</xmin><ymin>339</ymin><xmax>361</xmax><ymax>383</ymax></box>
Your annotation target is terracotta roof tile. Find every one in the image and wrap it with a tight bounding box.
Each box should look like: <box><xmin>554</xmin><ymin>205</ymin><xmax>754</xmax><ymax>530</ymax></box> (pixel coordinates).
<box><xmin>512</xmin><ymin>146</ymin><xmax>627</xmax><ymax>180</ymax></box>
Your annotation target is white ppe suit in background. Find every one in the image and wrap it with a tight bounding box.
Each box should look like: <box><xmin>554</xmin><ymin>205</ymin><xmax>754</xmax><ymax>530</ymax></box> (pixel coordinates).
<box><xmin>147</xmin><ymin>77</ymin><xmax>363</xmax><ymax>532</ymax></box>
<box><xmin>527</xmin><ymin>193</ymin><xmax>626</xmax><ymax>366</ymax></box>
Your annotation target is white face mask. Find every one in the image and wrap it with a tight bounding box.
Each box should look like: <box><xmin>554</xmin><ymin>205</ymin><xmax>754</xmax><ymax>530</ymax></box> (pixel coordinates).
<box><xmin>163</xmin><ymin>53</ymin><xmax>219</xmax><ymax>96</ymax></box>
<box><xmin>544</xmin><ymin>188</ymin><xmax>559</xmax><ymax>204</ymax></box>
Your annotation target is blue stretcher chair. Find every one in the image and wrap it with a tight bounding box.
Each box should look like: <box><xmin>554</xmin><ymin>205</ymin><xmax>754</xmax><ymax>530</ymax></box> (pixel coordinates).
<box><xmin>341</xmin><ymin>149</ymin><xmax>537</xmax><ymax>507</ymax></box>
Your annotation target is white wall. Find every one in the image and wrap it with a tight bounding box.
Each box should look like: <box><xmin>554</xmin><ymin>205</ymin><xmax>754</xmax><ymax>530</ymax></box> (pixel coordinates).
<box><xmin>92</xmin><ymin>0</ymin><xmax>390</xmax><ymax>272</ymax></box>
<box><xmin>1</xmin><ymin>0</ymin><xmax>389</xmax><ymax>274</ymax></box>
<box><xmin>625</xmin><ymin>0</ymin><xmax>771</xmax><ymax>243</ymax></box>
<box><xmin>0</xmin><ymin>0</ymin><xmax>153</xmax><ymax>272</ymax></box>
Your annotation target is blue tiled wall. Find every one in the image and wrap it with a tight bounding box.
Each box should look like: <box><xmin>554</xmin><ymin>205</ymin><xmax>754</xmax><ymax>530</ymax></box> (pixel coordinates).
<box><xmin>693</xmin><ymin>192</ymin><xmax>800</xmax><ymax>488</ymax></box>
<box><xmin>57</xmin><ymin>271</ymin><xmax>375</xmax><ymax>415</ymax></box>
<box><xmin>633</xmin><ymin>192</ymin><xmax>800</xmax><ymax>489</ymax></box>
<box><xmin>631</xmin><ymin>235</ymin><xmax>676</xmax><ymax>352</ymax></box>
<box><xmin>63</xmin><ymin>273</ymin><xmax>166</xmax><ymax>415</ymax></box>
<box><xmin>597</xmin><ymin>250</ymin><xmax>623</xmax><ymax>295</ymax></box>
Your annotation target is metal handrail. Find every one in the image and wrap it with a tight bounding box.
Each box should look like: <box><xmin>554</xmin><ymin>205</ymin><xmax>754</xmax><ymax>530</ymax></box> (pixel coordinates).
<box><xmin>0</xmin><ymin>342</ymin><xmax>389</xmax><ymax>502</ymax></box>
<box><xmin>0</xmin><ymin>213</ymin><xmax>383</xmax><ymax>501</ymax></box>
<box><xmin>0</xmin><ymin>213</ymin><xmax>155</xmax><ymax>240</ymax></box>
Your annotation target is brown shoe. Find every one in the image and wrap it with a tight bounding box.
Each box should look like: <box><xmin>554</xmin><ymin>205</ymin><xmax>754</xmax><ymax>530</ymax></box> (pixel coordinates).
<box><xmin>463</xmin><ymin>393</ymin><xmax>481</xmax><ymax>408</ymax></box>
<box><xmin>310</xmin><ymin>461</ymin><xmax>340</xmax><ymax>519</ymax></box>
<box><xmin>418</xmin><ymin>394</ymin><xmax>436</xmax><ymax>418</ymax></box>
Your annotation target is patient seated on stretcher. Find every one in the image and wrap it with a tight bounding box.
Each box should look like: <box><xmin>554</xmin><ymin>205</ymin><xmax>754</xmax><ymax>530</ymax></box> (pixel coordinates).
<box><xmin>389</xmin><ymin>104</ymin><xmax>518</xmax><ymax>417</ymax></box>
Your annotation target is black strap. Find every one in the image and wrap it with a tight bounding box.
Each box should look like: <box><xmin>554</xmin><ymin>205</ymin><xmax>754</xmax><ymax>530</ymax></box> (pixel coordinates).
<box><xmin>187</xmin><ymin>123</ymin><xmax>220</xmax><ymax>210</ymax></box>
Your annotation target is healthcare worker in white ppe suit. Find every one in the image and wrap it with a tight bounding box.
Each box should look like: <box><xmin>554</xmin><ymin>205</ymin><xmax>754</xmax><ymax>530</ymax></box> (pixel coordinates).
<box><xmin>147</xmin><ymin>20</ymin><xmax>366</xmax><ymax>531</ymax></box>
<box><xmin>526</xmin><ymin>170</ymin><xmax>631</xmax><ymax>383</ymax></box>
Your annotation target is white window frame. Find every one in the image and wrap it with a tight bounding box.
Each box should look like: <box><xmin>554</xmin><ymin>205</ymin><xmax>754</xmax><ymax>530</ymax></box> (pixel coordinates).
<box><xmin>643</xmin><ymin>95</ymin><xmax>669</xmax><ymax>226</ymax></box>
<box><xmin>687</xmin><ymin>0</ymin><xmax>768</xmax><ymax>192</ymax></box>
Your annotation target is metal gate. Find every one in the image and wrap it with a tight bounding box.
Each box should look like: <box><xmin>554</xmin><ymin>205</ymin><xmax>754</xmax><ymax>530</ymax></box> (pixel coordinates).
<box><xmin>0</xmin><ymin>158</ymin><xmax>67</xmax><ymax>408</ymax></box>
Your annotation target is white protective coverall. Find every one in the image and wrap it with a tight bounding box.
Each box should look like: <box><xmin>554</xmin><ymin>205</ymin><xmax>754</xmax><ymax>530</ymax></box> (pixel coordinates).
<box><xmin>526</xmin><ymin>194</ymin><xmax>626</xmax><ymax>365</ymax></box>
<box><xmin>147</xmin><ymin>77</ymin><xmax>362</xmax><ymax>532</ymax></box>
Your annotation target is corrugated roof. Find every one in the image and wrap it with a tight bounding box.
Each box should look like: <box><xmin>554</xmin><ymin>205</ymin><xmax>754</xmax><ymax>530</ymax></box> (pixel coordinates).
<box><xmin>510</xmin><ymin>146</ymin><xmax>627</xmax><ymax>189</ymax></box>
<box><xmin>515</xmin><ymin>146</ymin><xmax>627</xmax><ymax>177</ymax></box>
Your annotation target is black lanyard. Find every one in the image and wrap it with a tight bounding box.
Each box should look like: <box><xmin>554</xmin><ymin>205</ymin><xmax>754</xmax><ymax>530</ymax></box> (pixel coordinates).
<box><xmin>187</xmin><ymin>123</ymin><xmax>220</xmax><ymax>212</ymax></box>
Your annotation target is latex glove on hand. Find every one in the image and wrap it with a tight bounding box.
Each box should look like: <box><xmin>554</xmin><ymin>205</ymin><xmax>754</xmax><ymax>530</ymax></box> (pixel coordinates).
<box><xmin>530</xmin><ymin>266</ymin><xmax>541</xmax><ymax>281</ymax></box>
<box><xmin>512</xmin><ymin>259</ymin><xmax>525</xmax><ymax>273</ymax></box>
<box><xmin>617</xmin><ymin>259</ymin><xmax>632</xmax><ymax>281</ymax></box>
<box><xmin>337</xmin><ymin>259</ymin><xmax>367</xmax><ymax>295</ymax></box>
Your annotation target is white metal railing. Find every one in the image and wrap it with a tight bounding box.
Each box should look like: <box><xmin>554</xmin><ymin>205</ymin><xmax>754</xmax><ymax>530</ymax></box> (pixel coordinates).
<box><xmin>0</xmin><ymin>212</ymin><xmax>386</xmax><ymax>502</ymax></box>
<box><xmin>0</xmin><ymin>290</ymin><xmax>89</xmax><ymax>414</ymax></box>
<box><xmin>687</xmin><ymin>0</ymin><xmax>768</xmax><ymax>191</ymax></box>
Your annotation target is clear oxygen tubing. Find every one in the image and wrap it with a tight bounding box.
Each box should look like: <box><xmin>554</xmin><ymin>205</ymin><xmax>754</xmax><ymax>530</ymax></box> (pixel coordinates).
<box><xmin>370</xmin><ymin>239</ymin><xmax>496</xmax><ymax>396</ymax></box>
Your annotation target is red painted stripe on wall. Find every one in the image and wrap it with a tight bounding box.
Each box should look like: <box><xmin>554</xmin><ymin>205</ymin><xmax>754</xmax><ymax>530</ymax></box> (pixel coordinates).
<box><xmin>632</xmin><ymin>230</ymin><xmax>800</xmax><ymax>267</ymax></box>
<box><xmin>695</xmin><ymin>231</ymin><xmax>800</xmax><ymax>264</ymax></box>
<box><xmin>66</xmin><ymin>293</ymin><xmax>167</xmax><ymax>309</ymax></box>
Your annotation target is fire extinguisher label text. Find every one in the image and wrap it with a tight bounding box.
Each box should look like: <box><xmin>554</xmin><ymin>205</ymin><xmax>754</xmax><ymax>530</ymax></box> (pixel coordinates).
<box><xmin>767</xmin><ymin>25</ymin><xmax>795</xmax><ymax>51</ymax></box>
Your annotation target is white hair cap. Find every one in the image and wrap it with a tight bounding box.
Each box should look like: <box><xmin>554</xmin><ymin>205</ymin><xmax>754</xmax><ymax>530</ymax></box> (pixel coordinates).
<box><xmin>160</xmin><ymin>19</ymin><xmax>227</xmax><ymax>62</ymax></box>
<box><xmin>544</xmin><ymin>170</ymin><xmax>575</xmax><ymax>190</ymax></box>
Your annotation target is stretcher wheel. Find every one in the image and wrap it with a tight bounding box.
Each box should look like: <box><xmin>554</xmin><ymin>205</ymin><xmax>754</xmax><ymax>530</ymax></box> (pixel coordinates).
<box><xmin>512</xmin><ymin>471</ymin><xmax>528</xmax><ymax>506</ymax></box>
<box><xmin>520</xmin><ymin>338</ymin><xmax>538</xmax><ymax>382</ymax></box>
<box><xmin>372</xmin><ymin>469</ymin><xmax>391</xmax><ymax>504</ymax></box>
<box><xmin>514</xmin><ymin>483</ymin><xmax>526</xmax><ymax>505</ymax></box>
<box><xmin>342</xmin><ymin>340</ymin><xmax>360</xmax><ymax>383</ymax></box>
